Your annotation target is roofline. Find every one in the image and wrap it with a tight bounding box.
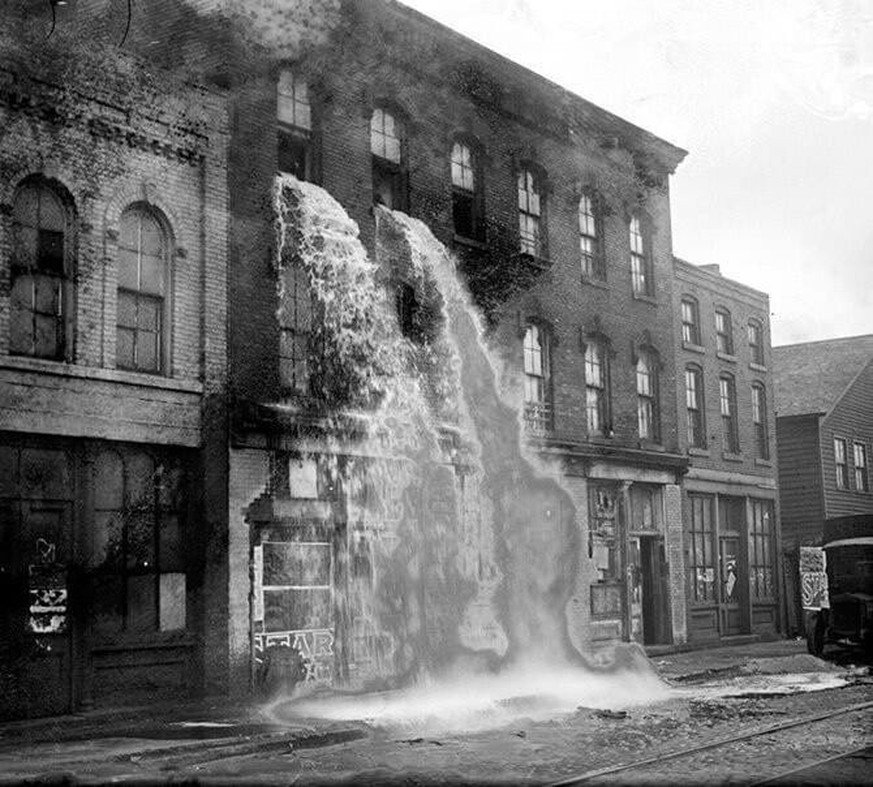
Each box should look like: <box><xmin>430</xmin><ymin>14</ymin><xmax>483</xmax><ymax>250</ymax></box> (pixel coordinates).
<box><xmin>386</xmin><ymin>0</ymin><xmax>688</xmax><ymax>172</ymax></box>
<box><xmin>673</xmin><ymin>256</ymin><xmax>769</xmax><ymax>303</ymax></box>
<box><xmin>822</xmin><ymin>355</ymin><xmax>873</xmax><ymax>421</ymax></box>
<box><xmin>773</xmin><ymin>333</ymin><xmax>873</xmax><ymax>350</ymax></box>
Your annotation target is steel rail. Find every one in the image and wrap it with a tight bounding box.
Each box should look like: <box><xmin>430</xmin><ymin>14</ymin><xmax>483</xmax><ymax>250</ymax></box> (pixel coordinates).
<box><xmin>549</xmin><ymin>698</ymin><xmax>873</xmax><ymax>785</ymax></box>
<box><xmin>751</xmin><ymin>743</ymin><xmax>873</xmax><ymax>785</ymax></box>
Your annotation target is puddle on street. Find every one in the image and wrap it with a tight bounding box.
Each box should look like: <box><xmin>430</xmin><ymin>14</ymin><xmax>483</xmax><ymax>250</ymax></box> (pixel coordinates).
<box><xmin>678</xmin><ymin>672</ymin><xmax>851</xmax><ymax>700</ymax></box>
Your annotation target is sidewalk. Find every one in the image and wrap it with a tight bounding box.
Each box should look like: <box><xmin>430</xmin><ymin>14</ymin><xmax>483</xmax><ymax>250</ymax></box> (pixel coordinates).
<box><xmin>0</xmin><ymin>638</ymin><xmax>832</xmax><ymax>750</ymax></box>
<box><xmin>649</xmin><ymin>636</ymin><xmax>836</xmax><ymax>682</ymax></box>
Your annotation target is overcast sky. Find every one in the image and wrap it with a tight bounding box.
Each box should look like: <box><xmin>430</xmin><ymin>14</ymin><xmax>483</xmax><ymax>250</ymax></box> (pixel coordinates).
<box><xmin>402</xmin><ymin>0</ymin><xmax>873</xmax><ymax>346</ymax></box>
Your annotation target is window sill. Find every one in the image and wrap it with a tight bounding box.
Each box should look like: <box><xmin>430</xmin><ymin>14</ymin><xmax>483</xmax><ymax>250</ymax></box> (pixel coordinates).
<box><xmin>688</xmin><ymin>447</ymin><xmax>710</xmax><ymax>457</ymax></box>
<box><xmin>750</xmin><ymin>362</ymin><xmax>768</xmax><ymax>373</ymax></box>
<box><xmin>581</xmin><ymin>276</ymin><xmax>609</xmax><ymax>291</ymax></box>
<box><xmin>0</xmin><ymin>355</ymin><xmax>203</xmax><ymax>394</ymax></box>
<box><xmin>722</xmin><ymin>451</ymin><xmax>744</xmax><ymax>463</ymax></box>
<box><xmin>632</xmin><ymin>292</ymin><xmax>658</xmax><ymax>305</ymax></box>
<box><xmin>717</xmin><ymin>351</ymin><xmax>737</xmax><ymax>363</ymax></box>
<box><xmin>754</xmin><ymin>458</ymin><xmax>773</xmax><ymax>467</ymax></box>
<box><xmin>517</xmin><ymin>251</ymin><xmax>551</xmax><ymax>270</ymax></box>
<box><xmin>683</xmin><ymin>342</ymin><xmax>706</xmax><ymax>355</ymax></box>
<box><xmin>452</xmin><ymin>233</ymin><xmax>488</xmax><ymax>250</ymax></box>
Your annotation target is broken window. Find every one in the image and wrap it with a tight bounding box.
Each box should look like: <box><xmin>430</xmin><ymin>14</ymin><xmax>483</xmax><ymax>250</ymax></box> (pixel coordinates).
<box><xmin>117</xmin><ymin>204</ymin><xmax>169</xmax><ymax>374</ymax></box>
<box><xmin>90</xmin><ymin>447</ymin><xmax>188</xmax><ymax>635</ymax></box>
<box><xmin>277</xmin><ymin>69</ymin><xmax>313</xmax><ymax>180</ymax></box>
<box><xmin>451</xmin><ymin>140</ymin><xmax>484</xmax><ymax>241</ymax></box>
<box><xmin>371</xmin><ymin>108</ymin><xmax>407</xmax><ymax>210</ymax></box>
<box><xmin>10</xmin><ymin>178</ymin><xmax>75</xmax><ymax>361</ymax></box>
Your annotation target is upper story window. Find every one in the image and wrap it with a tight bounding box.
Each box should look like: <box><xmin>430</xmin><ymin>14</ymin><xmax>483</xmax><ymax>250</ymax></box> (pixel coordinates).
<box><xmin>629</xmin><ymin>214</ymin><xmax>652</xmax><ymax>296</ymax></box>
<box><xmin>715</xmin><ymin>307</ymin><xmax>734</xmax><ymax>355</ymax></box>
<box><xmin>834</xmin><ymin>437</ymin><xmax>848</xmax><ymax>489</ymax></box>
<box><xmin>522</xmin><ymin>323</ymin><xmax>552</xmax><ymax>434</ymax></box>
<box><xmin>585</xmin><ymin>337</ymin><xmax>610</xmax><ymax>436</ymax></box>
<box><xmin>685</xmin><ymin>364</ymin><xmax>706</xmax><ymax>448</ymax></box>
<box><xmin>277</xmin><ymin>69</ymin><xmax>313</xmax><ymax>181</ymax></box>
<box><xmin>636</xmin><ymin>350</ymin><xmax>660</xmax><ymax>442</ymax></box>
<box><xmin>854</xmin><ymin>443</ymin><xmax>869</xmax><ymax>492</ymax></box>
<box><xmin>748</xmin><ymin>319</ymin><xmax>765</xmax><ymax>366</ymax></box>
<box><xmin>681</xmin><ymin>296</ymin><xmax>700</xmax><ymax>346</ymax></box>
<box><xmin>117</xmin><ymin>205</ymin><xmax>171</xmax><ymax>374</ymax></box>
<box><xmin>751</xmin><ymin>382</ymin><xmax>769</xmax><ymax>459</ymax></box>
<box><xmin>10</xmin><ymin>178</ymin><xmax>75</xmax><ymax>361</ymax></box>
<box><xmin>578</xmin><ymin>193</ymin><xmax>603</xmax><ymax>280</ymax></box>
<box><xmin>371</xmin><ymin>107</ymin><xmax>407</xmax><ymax>211</ymax></box>
<box><xmin>450</xmin><ymin>140</ymin><xmax>484</xmax><ymax>242</ymax></box>
<box><xmin>719</xmin><ymin>373</ymin><xmax>739</xmax><ymax>453</ymax></box>
<box><xmin>517</xmin><ymin>166</ymin><xmax>544</xmax><ymax>258</ymax></box>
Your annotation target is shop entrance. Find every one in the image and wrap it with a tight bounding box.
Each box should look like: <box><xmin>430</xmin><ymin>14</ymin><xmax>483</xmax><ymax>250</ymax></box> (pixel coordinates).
<box><xmin>629</xmin><ymin>535</ymin><xmax>672</xmax><ymax>645</ymax></box>
<box><xmin>718</xmin><ymin>497</ymin><xmax>747</xmax><ymax>636</ymax></box>
<box><xmin>0</xmin><ymin>445</ymin><xmax>76</xmax><ymax>719</ymax></box>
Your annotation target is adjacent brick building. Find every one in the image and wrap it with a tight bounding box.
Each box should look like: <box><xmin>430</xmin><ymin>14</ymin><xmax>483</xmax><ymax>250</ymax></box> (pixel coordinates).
<box><xmin>0</xmin><ymin>12</ymin><xmax>229</xmax><ymax>717</ymax></box>
<box><xmin>774</xmin><ymin>335</ymin><xmax>873</xmax><ymax>632</ymax></box>
<box><xmin>673</xmin><ymin>259</ymin><xmax>781</xmax><ymax>644</ymax></box>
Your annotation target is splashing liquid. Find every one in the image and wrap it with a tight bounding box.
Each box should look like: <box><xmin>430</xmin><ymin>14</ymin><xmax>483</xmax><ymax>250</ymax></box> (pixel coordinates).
<box><xmin>269</xmin><ymin>175</ymin><xmax>667</xmax><ymax>729</ymax></box>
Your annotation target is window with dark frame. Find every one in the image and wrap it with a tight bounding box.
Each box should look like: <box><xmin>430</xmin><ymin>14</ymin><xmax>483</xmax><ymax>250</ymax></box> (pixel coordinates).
<box><xmin>90</xmin><ymin>448</ymin><xmax>187</xmax><ymax>635</ymax></box>
<box><xmin>10</xmin><ymin>179</ymin><xmax>74</xmax><ymax>361</ymax></box>
<box><xmin>716</xmin><ymin>308</ymin><xmax>734</xmax><ymax>355</ymax></box>
<box><xmin>636</xmin><ymin>349</ymin><xmax>659</xmax><ymax>441</ymax></box>
<box><xmin>681</xmin><ymin>297</ymin><xmax>700</xmax><ymax>346</ymax></box>
<box><xmin>751</xmin><ymin>383</ymin><xmax>769</xmax><ymax>459</ymax></box>
<box><xmin>522</xmin><ymin>324</ymin><xmax>552</xmax><ymax>434</ymax></box>
<box><xmin>117</xmin><ymin>205</ymin><xmax>168</xmax><ymax>374</ymax></box>
<box><xmin>585</xmin><ymin>338</ymin><xmax>610</xmax><ymax>436</ymax></box>
<box><xmin>371</xmin><ymin>107</ymin><xmax>406</xmax><ymax>210</ymax></box>
<box><xmin>719</xmin><ymin>374</ymin><xmax>739</xmax><ymax>453</ymax></box>
<box><xmin>517</xmin><ymin>167</ymin><xmax>543</xmax><ymax>257</ymax></box>
<box><xmin>834</xmin><ymin>437</ymin><xmax>849</xmax><ymax>489</ymax></box>
<box><xmin>578</xmin><ymin>193</ymin><xmax>603</xmax><ymax>280</ymax></box>
<box><xmin>629</xmin><ymin>214</ymin><xmax>652</xmax><ymax>296</ymax></box>
<box><xmin>749</xmin><ymin>499</ymin><xmax>775</xmax><ymax>599</ymax></box>
<box><xmin>277</xmin><ymin>69</ymin><xmax>313</xmax><ymax>181</ymax></box>
<box><xmin>685</xmin><ymin>364</ymin><xmax>706</xmax><ymax>448</ymax></box>
<box><xmin>854</xmin><ymin>443</ymin><xmax>869</xmax><ymax>492</ymax></box>
<box><xmin>748</xmin><ymin>319</ymin><xmax>765</xmax><ymax>365</ymax></box>
<box><xmin>450</xmin><ymin>140</ymin><xmax>484</xmax><ymax>241</ymax></box>
<box><xmin>688</xmin><ymin>494</ymin><xmax>715</xmax><ymax>603</ymax></box>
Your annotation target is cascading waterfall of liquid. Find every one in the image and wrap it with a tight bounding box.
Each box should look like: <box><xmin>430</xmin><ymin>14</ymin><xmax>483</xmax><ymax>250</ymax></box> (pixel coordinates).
<box><xmin>268</xmin><ymin>175</ymin><xmax>668</xmax><ymax>731</ymax></box>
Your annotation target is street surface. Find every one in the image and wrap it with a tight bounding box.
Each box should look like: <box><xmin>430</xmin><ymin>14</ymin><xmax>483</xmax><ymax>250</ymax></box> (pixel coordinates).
<box><xmin>0</xmin><ymin>640</ymin><xmax>870</xmax><ymax>785</ymax></box>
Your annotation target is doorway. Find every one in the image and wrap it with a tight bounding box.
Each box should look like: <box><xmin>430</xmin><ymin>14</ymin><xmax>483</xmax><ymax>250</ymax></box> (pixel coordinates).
<box><xmin>640</xmin><ymin>536</ymin><xmax>672</xmax><ymax>645</ymax></box>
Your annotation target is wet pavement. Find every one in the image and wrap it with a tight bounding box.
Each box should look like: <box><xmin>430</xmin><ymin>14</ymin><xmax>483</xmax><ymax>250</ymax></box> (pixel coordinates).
<box><xmin>0</xmin><ymin>638</ymin><xmax>869</xmax><ymax>784</ymax></box>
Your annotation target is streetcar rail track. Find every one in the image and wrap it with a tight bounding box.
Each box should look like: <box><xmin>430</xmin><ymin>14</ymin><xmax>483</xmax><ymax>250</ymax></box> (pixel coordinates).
<box><xmin>751</xmin><ymin>744</ymin><xmax>873</xmax><ymax>785</ymax></box>
<box><xmin>549</xmin><ymin>698</ymin><xmax>873</xmax><ymax>785</ymax></box>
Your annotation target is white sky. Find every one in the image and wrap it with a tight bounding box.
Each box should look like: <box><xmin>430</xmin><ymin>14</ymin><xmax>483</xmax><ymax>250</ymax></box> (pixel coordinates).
<box><xmin>401</xmin><ymin>0</ymin><xmax>873</xmax><ymax>345</ymax></box>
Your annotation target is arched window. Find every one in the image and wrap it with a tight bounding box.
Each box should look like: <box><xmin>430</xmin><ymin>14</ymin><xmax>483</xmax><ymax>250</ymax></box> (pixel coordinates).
<box><xmin>685</xmin><ymin>364</ymin><xmax>706</xmax><ymax>448</ymax></box>
<box><xmin>578</xmin><ymin>193</ymin><xmax>603</xmax><ymax>280</ymax></box>
<box><xmin>629</xmin><ymin>213</ymin><xmax>653</xmax><ymax>296</ymax></box>
<box><xmin>719</xmin><ymin>373</ymin><xmax>739</xmax><ymax>453</ymax></box>
<box><xmin>715</xmin><ymin>307</ymin><xmax>734</xmax><ymax>355</ymax></box>
<box><xmin>450</xmin><ymin>139</ymin><xmax>484</xmax><ymax>241</ymax></box>
<box><xmin>681</xmin><ymin>296</ymin><xmax>700</xmax><ymax>346</ymax></box>
<box><xmin>371</xmin><ymin>107</ymin><xmax>407</xmax><ymax>210</ymax></box>
<box><xmin>636</xmin><ymin>349</ymin><xmax>660</xmax><ymax>441</ymax></box>
<box><xmin>585</xmin><ymin>336</ymin><xmax>610</xmax><ymax>436</ymax></box>
<box><xmin>747</xmin><ymin>318</ymin><xmax>765</xmax><ymax>366</ymax></box>
<box><xmin>517</xmin><ymin>166</ymin><xmax>544</xmax><ymax>257</ymax></box>
<box><xmin>751</xmin><ymin>382</ymin><xmax>769</xmax><ymax>459</ymax></box>
<box><xmin>277</xmin><ymin>69</ymin><xmax>314</xmax><ymax>181</ymax></box>
<box><xmin>523</xmin><ymin>323</ymin><xmax>552</xmax><ymax>434</ymax></box>
<box><xmin>10</xmin><ymin>178</ymin><xmax>75</xmax><ymax>360</ymax></box>
<box><xmin>117</xmin><ymin>204</ymin><xmax>170</xmax><ymax>374</ymax></box>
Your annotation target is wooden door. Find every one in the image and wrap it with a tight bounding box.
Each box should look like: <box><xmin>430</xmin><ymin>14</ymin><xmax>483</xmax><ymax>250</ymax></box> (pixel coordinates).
<box><xmin>719</xmin><ymin>536</ymin><xmax>743</xmax><ymax>636</ymax></box>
